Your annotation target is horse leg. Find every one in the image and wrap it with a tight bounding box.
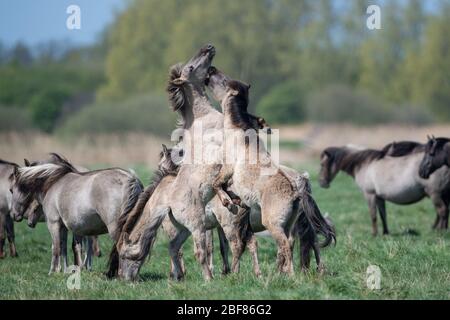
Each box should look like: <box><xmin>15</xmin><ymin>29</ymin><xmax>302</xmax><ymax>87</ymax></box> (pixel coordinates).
<box><xmin>47</xmin><ymin>222</ymin><xmax>62</xmax><ymax>274</ymax></box>
<box><xmin>376</xmin><ymin>197</ymin><xmax>389</xmax><ymax>235</ymax></box>
<box><xmin>92</xmin><ymin>236</ymin><xmax>101</xmax><ymax>257</ymax></box>
<box><xmin>217</xmin><ymin>226</ymin><xmax>230</xmax><ymax>275</ymax></box>
<box><xmin>84</xmin><ymin>237</ymin><xmax>93</xmax><ymax>271</ymax></box>
<box><xmin>265</xmin><ymin>222</ymin><xmax>294</xmax><ymax>275</ymax></box>
<box><xmin>430</xmin><ymin>194</ymin><xmax>448</xmax><ymax>230</ymax></box>
<box><xmin>365</xmin><ymin>194</ymin><xmax>378</xmax><ymax>236</ymax></box>
<box><xmin>191</xmin><ymin>229</ymin><xmax>213</xmax><ymax>281</ymax></box>
<box><xmin>59</xmin><ymin>225</ymin><xmax>68</xmax><ymax>273</ymax></box>
<box><xmin>168</xmin><ymin>228</ymin><xmax>190</xmax><ymax>281</ymax></box>
<box><xmin>246</xmin><ymin>233</ymin><xmax>261</xmax><ymax>277</ymax></box>
<box><xmin>5</xmin><ymin>214</ymin><xmax>17</xmax><ymax>257</ymax></box>
<box><xmin>206</xmin><ymin>229</ymin><xmax>214</xmax><ymax>275</ymax></box>
<box><xmin>72</xmin><ymin>234</ymin><xmax>83</xmax><ymax>268</ymax></box>
<box><xmin>0</xmin><ymin>210</ymin><xmax>6</xmax><ymax>258</ymax></box>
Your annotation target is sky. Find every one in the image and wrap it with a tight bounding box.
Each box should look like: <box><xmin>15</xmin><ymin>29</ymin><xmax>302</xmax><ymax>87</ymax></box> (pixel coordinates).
<box><xmin>0</xmin><ymin>0</ymin><xmax>127</xmax><ymax>47</ymax></box>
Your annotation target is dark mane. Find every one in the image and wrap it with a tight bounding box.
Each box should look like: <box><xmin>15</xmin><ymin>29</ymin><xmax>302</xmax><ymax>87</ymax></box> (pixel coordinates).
<box><xmin>382</xmin><ymin>141</ymin><xmax>424</xmax><ymax>157</ymax></box>
<box><xmin>226</xmin><ymin>80</ymin><xmax>254</xmax><ymax>131</ymax></box>
<box><xmin>0</xmin><ymin>159</ymin><xmax>18</xmax><ymax>167</ymax></box>
<box><xmin>431</xmin><ymin>137</ymin><xmax>450</xmax><ymax>149</ymax></box>
<box><xmin>167</xmin><ymin>63</ymin><xmax>189</xmax><ymax>128</ymax></box>
<box><xmin>325</xmin><ymin>147</ymin><xmax>385</xmax><ymax>176</ymax></box>
<box><xmin>115</xmin><ymin>148</ymin><xmax>180</xmax><ymax>250</ymax></box>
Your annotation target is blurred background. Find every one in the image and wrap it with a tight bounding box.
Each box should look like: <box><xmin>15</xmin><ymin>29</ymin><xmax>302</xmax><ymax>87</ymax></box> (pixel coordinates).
<box><xmin>0</xmin><ymin>0</ymin><xmax>449</xmax><ymax>169</ymax></box>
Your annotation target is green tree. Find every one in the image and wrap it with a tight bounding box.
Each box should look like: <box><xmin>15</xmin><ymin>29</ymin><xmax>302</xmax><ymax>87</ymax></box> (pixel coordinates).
<box><xmin>411</xmin><ymin>7</ymin><xmax>450</xmax><ymax>120</ymax></box>
<box><xmin>256</xmin><ymin>82</ymin><xmax>304</xmax><ymax>124</ymax></box>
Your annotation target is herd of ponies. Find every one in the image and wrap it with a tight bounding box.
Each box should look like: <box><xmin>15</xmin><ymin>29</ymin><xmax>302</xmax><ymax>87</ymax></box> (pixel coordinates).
<box><xmin>0</xmin><ymin>44</ymin><xmax>449</xmax><ymax>283</ymax></box>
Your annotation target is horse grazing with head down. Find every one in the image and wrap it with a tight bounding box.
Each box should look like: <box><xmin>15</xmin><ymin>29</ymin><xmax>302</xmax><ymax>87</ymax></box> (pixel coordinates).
<box><xmin>9</xmin><ymin>153</ymin><xmax>142</xmax><ymax>274</ymax></box>
<box><xmin>319</xmin><ymin>140</ymin><xmax>450</xmax><ymax>235</ymax></box>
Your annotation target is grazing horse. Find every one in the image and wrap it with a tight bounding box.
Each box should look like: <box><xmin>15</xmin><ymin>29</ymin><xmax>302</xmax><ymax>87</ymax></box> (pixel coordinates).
<box><xmin>319</xmin><ymin>142</ymin><xmax>450</xmax><ymax>235</ymax></box>
<box><xmin>0</xmin><ymin>159</ymin><xmax>18</xmax><ymax>258</ymax></box>
<box><xmin>419</xmin><ymin>137</ymin><xmax>450</xmax><ymax>229</ymax></box>
<box><xmin>9</xmin><ymin>154</ymin><xmax>142</xmax><ymax>274</ymax></box>
<box><xmin>206</xmin><ymin>71</ymin><xmax>335</xmax><ymax>274</ymax></box>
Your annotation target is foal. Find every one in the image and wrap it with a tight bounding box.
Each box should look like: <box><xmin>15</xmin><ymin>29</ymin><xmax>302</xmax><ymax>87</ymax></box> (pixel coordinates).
<box><xmin>319</xmin><ymin>142</ymin><xmax>450</xmax><ymax>234</ymax></box>
<box><xmin>10</xmin><ymin>154</ymin><xmax>142</xmax><ymax>274</ymax></box>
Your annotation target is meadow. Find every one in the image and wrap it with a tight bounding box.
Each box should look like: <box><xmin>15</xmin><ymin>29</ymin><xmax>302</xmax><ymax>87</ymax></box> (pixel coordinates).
<box><xmin>1</xmin><ymin>165</ymin><xmax>449</xmax><ymax>300</ymax></box>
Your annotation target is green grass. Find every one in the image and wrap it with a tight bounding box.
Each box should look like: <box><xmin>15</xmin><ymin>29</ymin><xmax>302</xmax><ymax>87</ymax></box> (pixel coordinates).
<box><xmin>0</xmin><ymin>167</ymin><xmax>449</xmax><ymax>300</ymax></box>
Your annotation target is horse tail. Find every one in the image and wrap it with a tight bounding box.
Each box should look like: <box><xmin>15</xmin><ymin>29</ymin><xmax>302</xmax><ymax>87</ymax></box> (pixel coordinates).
<box><xmin>299</xmin><ymin>192</ymin><xmax>336</xmax><ymax>248</ymax></box>
<box><xmin>294</xmin><ymin>173</ymin><xmax>336</xmax><ymax>248</ymax></box>
<box><xmin>106</xmin><ymin>172</ymin><xmax>143</xmax><ymax>278</ymax></box>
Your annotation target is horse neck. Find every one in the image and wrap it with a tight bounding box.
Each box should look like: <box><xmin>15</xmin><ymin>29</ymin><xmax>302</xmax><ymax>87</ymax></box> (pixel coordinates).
<box><xmin>223</xmin><ymin>118</ymin><xmax>271</xmax><ymax>167</ymax></box>
<box><xmin>336</xmin><ymin>149</ymin><xmax>362</xmax><ymax>177</ymax></box>
<box><xmin>184</xmin><ymin>83</ymin><xmax>215</xmax><ymax>128</ymax></box>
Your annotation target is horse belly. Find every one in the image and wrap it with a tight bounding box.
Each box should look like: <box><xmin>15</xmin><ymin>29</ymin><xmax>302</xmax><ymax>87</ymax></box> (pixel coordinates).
<box><xmin>376</xmin><ymin>182</ymin><xmax>424</xmax><ymax>205</ymax></box>
<box><xmin>65</xmin><ymin>210</ymin><xmax>108</xmax><ymax>236</ymax></box>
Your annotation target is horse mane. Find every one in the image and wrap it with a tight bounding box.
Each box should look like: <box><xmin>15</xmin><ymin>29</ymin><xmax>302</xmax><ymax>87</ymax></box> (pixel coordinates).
<box><xmin>431</xmin><ymin>137</ymin><xmax>450</xmax><ymax>149</ymax></box>
<box><xmin>115</xmin><ymin>148</ymin><xmax>180</xmax><ymax>250</ymax></box>
<box><xmin>167</xmin><ymin>63</ymin><xmax>189</xmax><ymax>129</ymax></box>
<box><xmin>382</xmin><ymin>141</ymin><xmax>424</xmax><ymax>157</ymax></box>
<box><xmin>325</xmin><ymin>147</ymin><xmax>385</xmax><ymax>176</ymax></box>
<box><xmin>226</xmin><ymin>80</ymin><xmax>254</xmax><ymax>131</ymax></box>
<box><xmin>16</xmin><ymin>162</ymin><xmax>75</xmax><ymax>194</ymax></box>
<box><xmin>0</xmin><ymin>159</ymin><xmax>18</xmax><ymax>168</ymax></box>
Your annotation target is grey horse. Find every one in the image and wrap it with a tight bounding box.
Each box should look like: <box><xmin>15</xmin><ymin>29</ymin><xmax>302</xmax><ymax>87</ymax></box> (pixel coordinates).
<box><xmin>10</xmin><ymin>154</ymin><xmax>142</xmax><ymax>274</ymax></box>
<box><xmin>0</xmin><ymin>159</ymin><xmax>19</xmax><ymax>258</ymax></box>
<box><xmin>319</xmin><ymin>142</ymin><xmax>450</xmax><ymax>235</ymax></box>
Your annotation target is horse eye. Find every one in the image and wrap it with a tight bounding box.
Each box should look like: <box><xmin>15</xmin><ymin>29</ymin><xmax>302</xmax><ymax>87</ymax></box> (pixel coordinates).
<box><xmin>189</xmin><ymin>66</ymin><xmax>194</xmax><ymax>72</ymax></box>
<box><xmin>9</xmin><ymin>189</ymin><xmax>12</xmax><ymax>194</ymax></box>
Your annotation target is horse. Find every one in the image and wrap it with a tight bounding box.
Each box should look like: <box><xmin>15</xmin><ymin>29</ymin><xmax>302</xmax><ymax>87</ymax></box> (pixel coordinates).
<box><xmin>206</xmin><ymin>70</ymin><xmax>335</xmax><ymax>274</ymax></box>
<box><xmin>0</xmin><ymin>159</ymin><xmax>18</xmax><ymax>258</ymax></box>
<box><xmin>319</xmin><ymin>141</ymin><xmax>450</xmax><ymax>235</ymax></box>
<box><xmin>9</xmin><ymin>153</ymin><xmax>142</xmax><ymax>274</ymax></box>
<box><xmin>419</xmin><ymin>136</ymin><xmax>450</xmax><ymax>229</ymax></box>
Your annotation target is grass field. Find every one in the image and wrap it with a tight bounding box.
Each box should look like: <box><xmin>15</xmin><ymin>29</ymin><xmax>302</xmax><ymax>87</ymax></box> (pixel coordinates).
<box><xmin>0</xmin><ymin>165</ymin><xmax>449</xmax><ymax>300</ymax></box>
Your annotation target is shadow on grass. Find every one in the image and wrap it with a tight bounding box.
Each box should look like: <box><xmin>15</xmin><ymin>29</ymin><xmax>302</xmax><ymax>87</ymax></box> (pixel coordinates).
<box><xmin>390</xmin><ymin>228</ymin><xmax>421</xmax><ymax>237</ymax></box>
<box><xmin>139</xmin><ymin>272</ymin><xmax>167</xmax><ymax>282</ymax></box>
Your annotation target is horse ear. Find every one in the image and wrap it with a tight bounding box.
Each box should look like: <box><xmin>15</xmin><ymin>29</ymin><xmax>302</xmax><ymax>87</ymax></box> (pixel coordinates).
<box><xmin>229</xmin><ymin>89</ymin><xmax>239</xmax><ymax>96</ymax></box>
<box><xmin>162</xmin><ymin>144</ymin><xmax>168</xmax><ymax>153</ymax></box>
<box><xmin>24</xmin><ymin>159</ymin><xmax>30</xmax><ymax>166</ymax></box>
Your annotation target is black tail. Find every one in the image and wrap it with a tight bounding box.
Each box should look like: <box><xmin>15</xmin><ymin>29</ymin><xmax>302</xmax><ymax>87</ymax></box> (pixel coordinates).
<box><xmin>299</xmin><ymin>193</ymin><xmax>336</xmax><ymax>248</ymax></box>
<box><xmin>106</xmin><ymin>175</ymin><xmax>143</xmax><ymax>279</ymax></box>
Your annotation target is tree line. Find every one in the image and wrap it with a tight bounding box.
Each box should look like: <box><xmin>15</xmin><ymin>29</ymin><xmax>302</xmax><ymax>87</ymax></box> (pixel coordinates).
<box><xmin>1</xmin><ymin>0</ymin><xmax>449</xmax><ymax>134</ymax></box>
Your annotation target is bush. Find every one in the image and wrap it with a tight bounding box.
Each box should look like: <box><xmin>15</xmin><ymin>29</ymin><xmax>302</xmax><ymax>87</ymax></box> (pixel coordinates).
<box><xmin>255</xmin><ymin>82</ymin><xmax>305</xmax><ymax>125</ymax></box>
<box><xmin>29</xmin><ymin>88</ymin><xmax>71</xmax><ymax>133</ymax></box>
<box><xmin>0</xmin><ymin>106</ymin><xmax>33</xmax><ymax>131</ymax></box>
<box><xmin>306</xmin><ymin>84</ymin><xmax>388</xmax><ymax>125</ymax></box>
<box><xmin>57</xmin><ymin>94</ymin><xmax>177</xmax><ymax>137</ymax></box>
